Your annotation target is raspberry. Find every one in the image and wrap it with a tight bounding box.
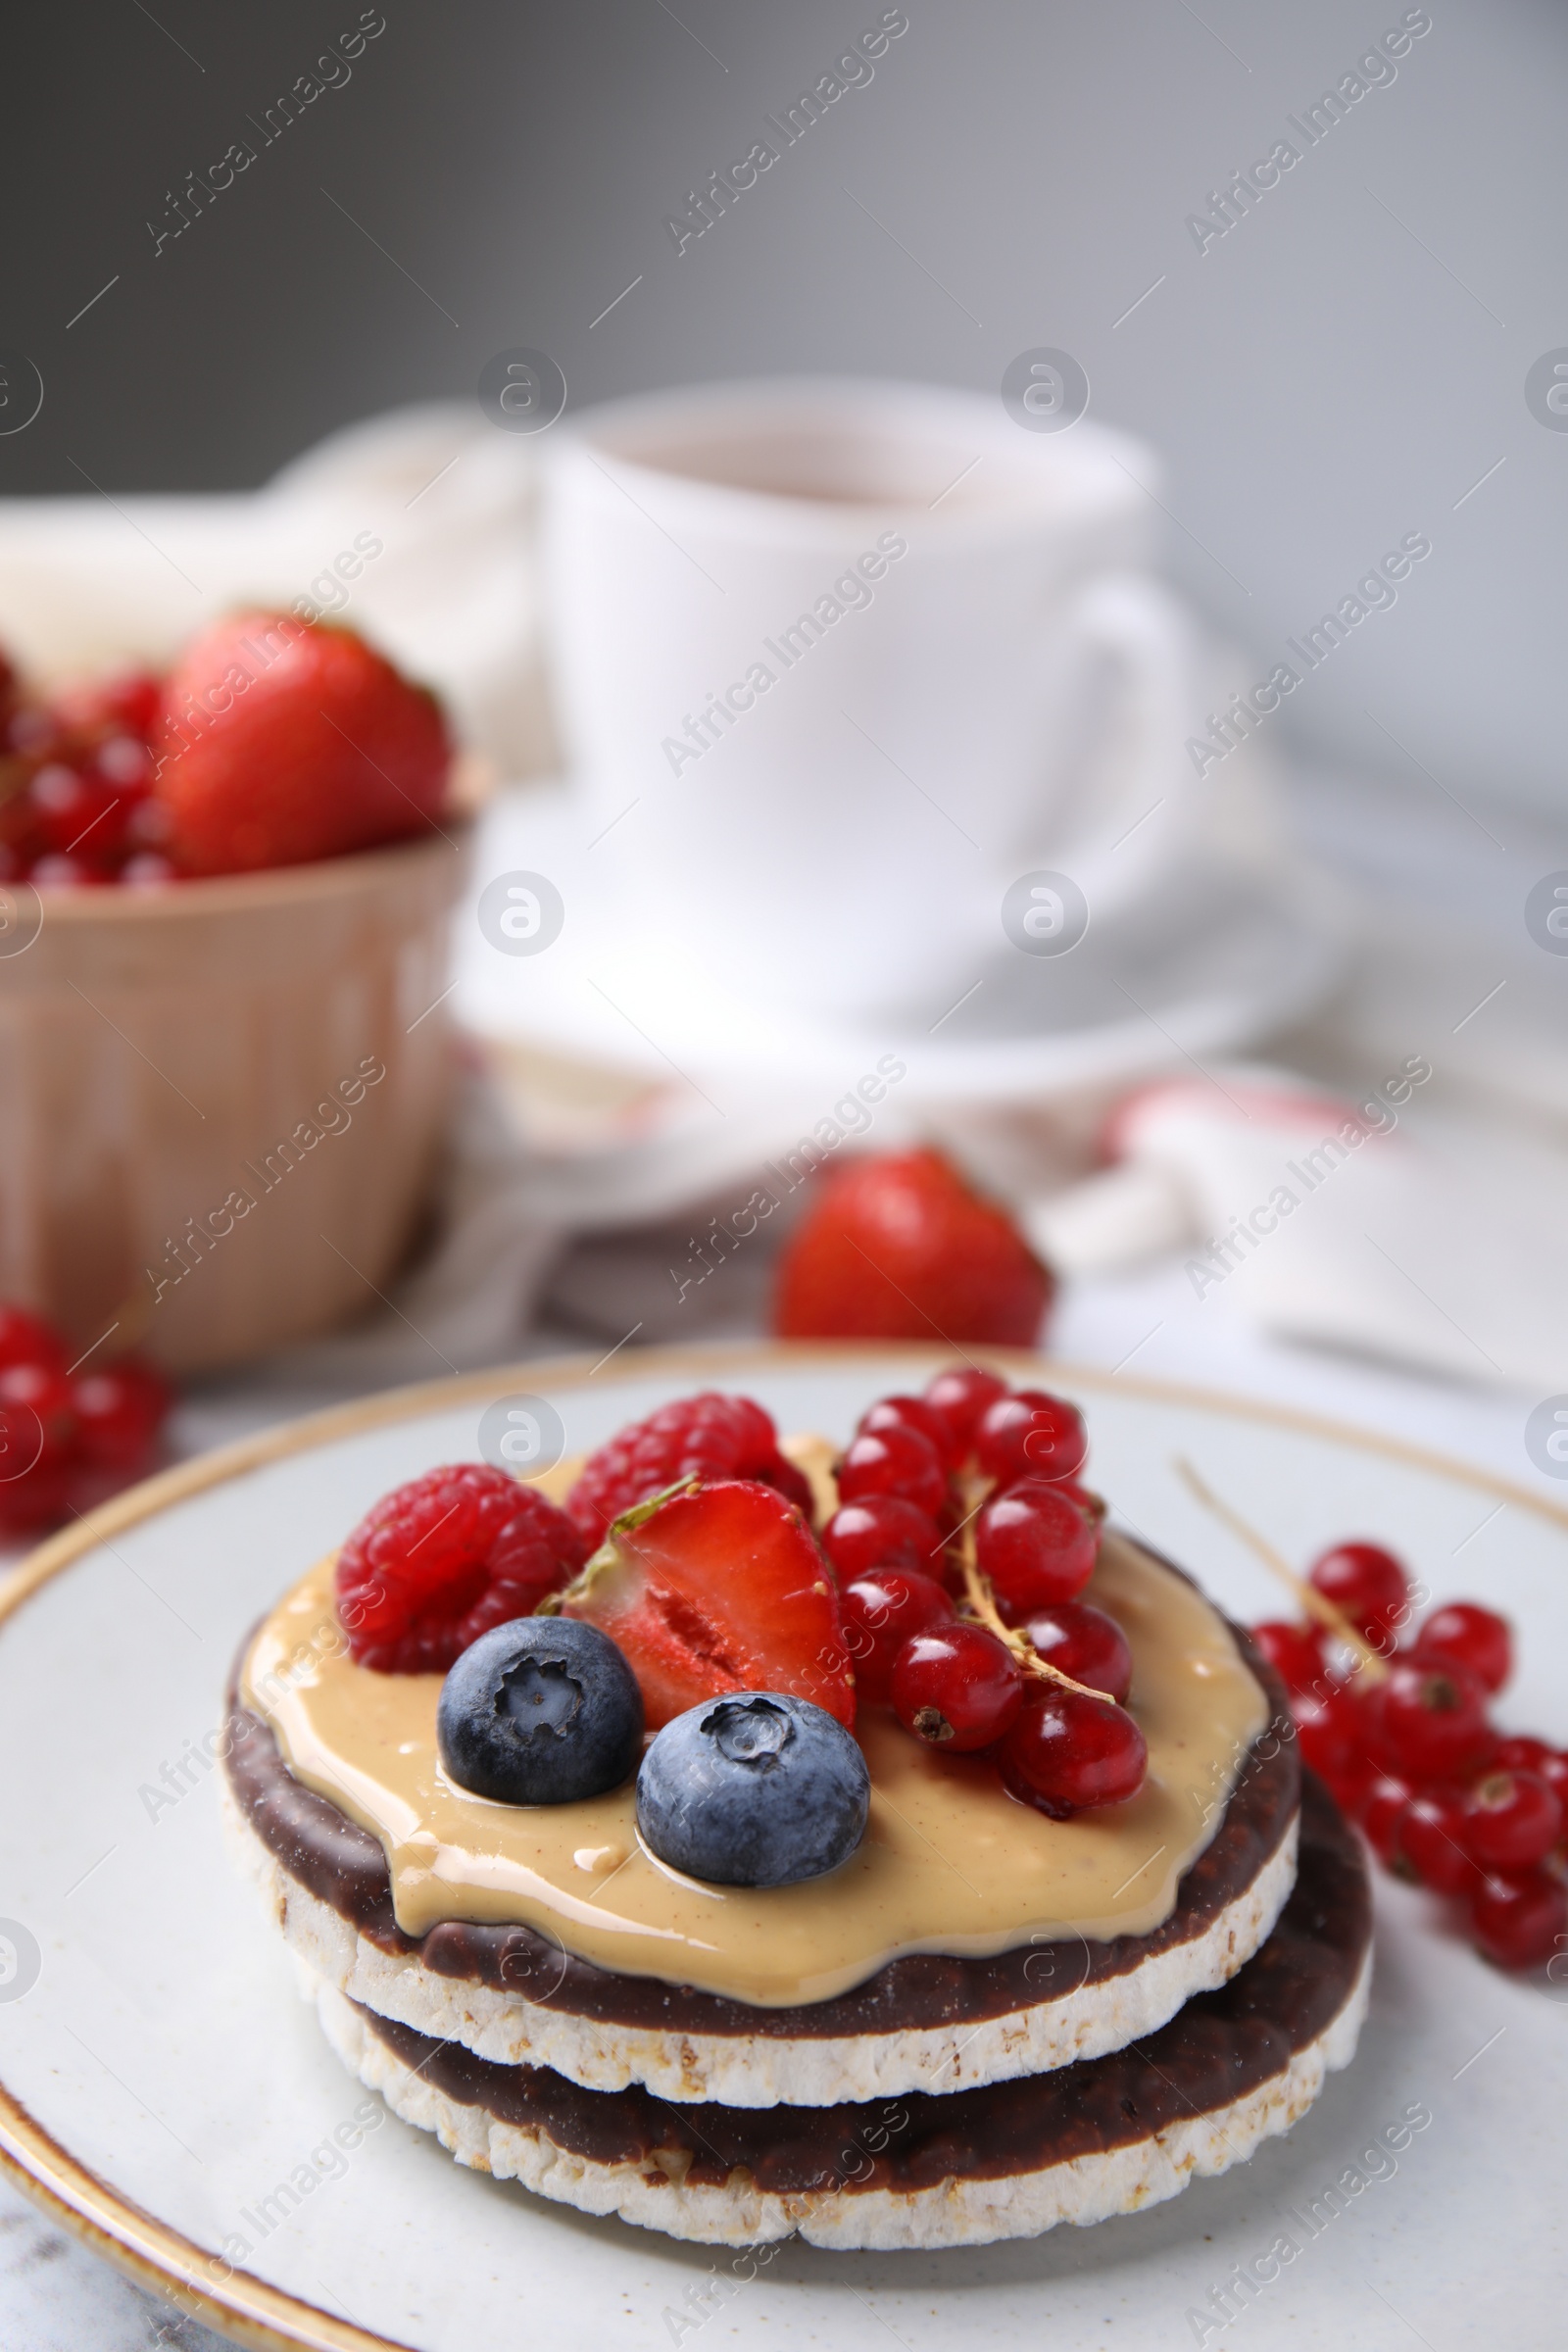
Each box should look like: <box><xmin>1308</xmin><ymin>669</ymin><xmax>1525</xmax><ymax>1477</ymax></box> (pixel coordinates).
<box><xmin>564</xmin><ymin>1393</ymin><xmax>811</xmax><ymax>1544</ymax></box>
<box><xmin>336</xmin><ymin>1464</ymin><xmax>586</xmax><ymax>1674</ymax></box>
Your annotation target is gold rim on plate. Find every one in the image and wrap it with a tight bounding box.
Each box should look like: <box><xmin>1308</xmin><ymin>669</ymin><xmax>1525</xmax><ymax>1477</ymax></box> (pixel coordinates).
<box><xmin>0</xmin><ymin>1339</ymin><xmax>1560</xmax><ymax>2350</ymax></box>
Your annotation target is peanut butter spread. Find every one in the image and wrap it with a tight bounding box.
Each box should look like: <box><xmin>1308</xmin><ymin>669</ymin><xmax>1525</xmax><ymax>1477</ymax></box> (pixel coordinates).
<box><xmin>241</xmin><ymin>1460</ymin><xmax>1267</xmax><ymax>2007</ymax></box>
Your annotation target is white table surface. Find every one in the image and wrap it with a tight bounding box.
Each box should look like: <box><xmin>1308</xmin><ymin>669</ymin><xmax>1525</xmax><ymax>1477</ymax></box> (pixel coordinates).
<box><xmin>2</xmin><ymin>1250</ymin><xmax>1561</xmax><ymax>2351</ymax></box>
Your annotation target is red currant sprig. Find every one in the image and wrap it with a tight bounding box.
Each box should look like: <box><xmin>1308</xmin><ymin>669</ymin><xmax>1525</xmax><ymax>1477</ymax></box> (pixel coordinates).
<box><xmin>1184</xmin><ymin>1460</ymin><xmax>1568</xmax><ymax>1977</ymax></box>
<box><xmin>948</xmin><ymin>1460</ymin><xmax>1146</xmax><ymax>1814</ymax></box>
<box><xmin>844</xmin><ymin>1369</ymin><xmax>1144</xmax><ymax>1815</ymax></box>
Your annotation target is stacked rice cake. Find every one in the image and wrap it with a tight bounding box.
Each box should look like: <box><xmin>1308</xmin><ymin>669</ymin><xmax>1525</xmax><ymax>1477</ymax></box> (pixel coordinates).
<box><xmin>223</xmin><ymin>1518</ymin><xmax>1370</xmax><ymax>2250</ymax></box>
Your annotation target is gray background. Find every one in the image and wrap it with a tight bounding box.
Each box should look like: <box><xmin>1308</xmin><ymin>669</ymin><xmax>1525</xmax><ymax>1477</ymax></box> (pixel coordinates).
<box><xmin>1</xmin><ymin>0</ymin><xmax>1563</xmax><ymax>818</ymax></box>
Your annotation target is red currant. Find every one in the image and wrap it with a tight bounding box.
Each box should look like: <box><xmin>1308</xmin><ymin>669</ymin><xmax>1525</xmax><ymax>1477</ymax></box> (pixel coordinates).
<box><xmin>1395</xmin><ymin>1787</ymin><xmax>1478</xmax><ymax>1894</ymax></box>
<box><xmin>1307</xmin><ymin>1541</ymin><xmax>1410</xmax><ymax>1647</ymax></box>
<box><xmin>27</xmin><ymin>762</ymin><xmax>96</xmax><ymax>852</ymax></box>
<box><xmin>70</xmin><ymin>1359</ymin><xmax>171</xmax><ymax>1473</ymax></box>
<box><xmin>975</xmin><ymin>1482</ymin><xmax>1097</xmax><ymax>1621</ymax></box>
<box><xmin>91</xmin><ymin>733</ymin><xmax>152</xmax><ymax>790</ymax></box>
<box><xmin>922</xmin><ymin>1366</ymin><xmax>1008</xmax><ymax>1459</ymax></box>
<box><xmin>859</xmin><ymin>1394</ymin><xmax>958</xmax><ymax>1467</ymax></box>
<box><xmin>1291</xmin><ymin>1681</ymin><xmax>1360</xmax><ymax>1786</ymax></box>
<box><xmin>974</xmin><ymin>1390</ymin><xmax>1087</xmax><ymax>1487</ymax></box>
<box><xmin>836</xmin><ymin>1425</ymin><xmax>948</xmax><ymax>1518</ymax></box>
<box><xmin>29</xmin><ymin>854</ymin><xmax>112</xmax><ymax>890</ymax></box>
<box><xmin>1251</xmin><ymin>1619</ymin><xmax>1330</xmax><ymax>1697</ymax></box>
<box><xmin>1057</xmin><ymin>1478</ymin><xmax>1107</xmax><ymax>1526</ymax></box>
<box><xmin>5</xmin><ymin>705</ymin><xmax>46</xmax><ymax>754</ymax></box>
<box><xmin>1412</xmin><ymin>1601</ymin><xmax>1511</xmax><ymax>1697</ymax></box>
<box><xmin>1494</xmin><ymin>1734</ymin><xmax>1552</xmax><ymax>1773</ymax></box>
<box><xmin>999</xmin><ymin>1685</ymin><xmax>1148</xmax><ymax>1817</ymax></box>
<box><xmin>121</xmin><ymin>852</ymin><xmax>176</xmax><ymax>887</ymax></box>
<box><xmin>125</xmin><ymin>796</ymin><xmax>172</xmax><ymax>850</ymax></box>
<box><xmin>841</xmin><ymin>1568</ymin><xmax>954</xmax><ymax>1703</ymax></box>
<box><xmin>891</xmin><ymin>1622</ymin><xmax>1022</xmax><ymax>1750</ymax></box>
<box><xmin>1494</xmin><ymin>1737</ymin><xmax>1568</xmax><ymax>1816</ymax></box>
<box><xmin>1360</xmin><ymin>1774</ymin><xmax>1414</xmax><ymax>1865</ymax></box>
<box><xmin>1460</xmin><ymin>1770</ymin><xmax>1562</xmax><ymax>1873</ymax></box>
<box><xmin>1379</xmin><ymin>1659</ymin><xmax>1491</xmax><ymax>1785</ymax></box>
<box><xmin>821</xmin><ymin>1494</ymin><xmax>944</xmax><ymax>1582</ymax></box>
<box><xmin>0</xmin><ymin>1360</ymin><xmax>76</xmax><ymax>1469</ymax></box>
<box><xmin>1024</xmin><ymin>1599</ymin><xmax>1132</xmax><ymax>1702</ymax></box>
<box><xmin>1469</xmin><ymin>1869</ymin><xmax>1568</xmax><ymax>1971</ymax></box>
<box><xmin>0</xmin><ymin>1305</ymin><xmax>66</xmax><ymax>1377</ymax></box>
<box><xmin>50</xmin><ymin>666</ymin><xmax>163</xmax><ymax>741</ymax></box>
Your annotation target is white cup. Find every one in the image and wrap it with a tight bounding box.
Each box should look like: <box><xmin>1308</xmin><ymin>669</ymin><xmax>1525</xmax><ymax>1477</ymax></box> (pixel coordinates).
<box><xmin>541</xmin><ymin>377</ymin><xmax>1200</xmax><ymax>1025</ymax></box>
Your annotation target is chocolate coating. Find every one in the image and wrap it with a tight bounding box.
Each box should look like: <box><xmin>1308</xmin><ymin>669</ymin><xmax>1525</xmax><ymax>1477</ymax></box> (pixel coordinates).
<box><xmin>350</xmin><ymin>1774</ymin><xmax>1366</xmax><ymax>2192</ymax></box>
<box><xmin>223</xmin><ymin>1611</ymin><xmax>1299</xmax><ymax>2039</ymax></box>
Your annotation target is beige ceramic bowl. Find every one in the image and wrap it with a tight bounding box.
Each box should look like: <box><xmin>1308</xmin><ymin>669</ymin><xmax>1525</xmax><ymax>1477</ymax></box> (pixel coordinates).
<box><xmin>0</xmin><ymin>829</ymin><xmax>470</xmax><ymax>1373</ymax></box>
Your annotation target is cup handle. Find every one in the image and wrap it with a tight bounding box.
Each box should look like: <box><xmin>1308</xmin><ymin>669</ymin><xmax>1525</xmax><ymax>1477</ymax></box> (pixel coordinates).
<box><xmin>1025</xmin><ymin>571</ymin><xmax>1199</xmax><ymax>913</ymax></box>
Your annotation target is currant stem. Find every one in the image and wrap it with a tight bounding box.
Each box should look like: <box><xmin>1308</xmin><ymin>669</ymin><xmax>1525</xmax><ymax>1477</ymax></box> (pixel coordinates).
<box><xmin>954</xmin><ymin>1470</ymin><xmax>1107</xmax><ymax>1704</ymax></box>
<box><xmin>1174</xmin><ymin>1457</ymin><xmax>1390</xmax><ymax>1686</ymax></box>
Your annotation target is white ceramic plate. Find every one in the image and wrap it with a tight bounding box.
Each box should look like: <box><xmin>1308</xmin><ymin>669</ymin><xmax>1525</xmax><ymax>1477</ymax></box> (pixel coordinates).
<box><xmin>0</xmin><ymin>1343</ymin><xmax>1562</xmax><ymax>2352</ymax></box>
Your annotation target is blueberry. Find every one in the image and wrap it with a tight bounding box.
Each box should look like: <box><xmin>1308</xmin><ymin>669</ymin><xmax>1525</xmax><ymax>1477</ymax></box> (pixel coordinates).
<box><xmin>636</xmin><ymin>1692</ymin><xmax>869</xmax><ymax>1887</ymax></box>
<box><xmin>437</xmin><ymin>1618</ymin><xmax>643</xmax><ymax>1805</ymax></box>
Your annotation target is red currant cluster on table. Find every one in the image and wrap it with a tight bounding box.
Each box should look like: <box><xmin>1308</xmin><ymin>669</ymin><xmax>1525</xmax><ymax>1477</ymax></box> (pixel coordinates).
<box><xmin>0</xmin><ymin>1304</ymin><xmax>172</xmax><ymax>1536</ymax></box>
<box><xmin>1253</xmin><ymin>1544</ymin><xmax>1567</xmax><ymax>1973</ymax></box>
<box><xmin>823</xmin><ymin>1368</ymin><xmax>1145</xmax><ymax>1819</ymax></box>
<box><xmin>0</xmin><ymin>659</ymin><xmax>172</xmax><ymax>889</ymax></box>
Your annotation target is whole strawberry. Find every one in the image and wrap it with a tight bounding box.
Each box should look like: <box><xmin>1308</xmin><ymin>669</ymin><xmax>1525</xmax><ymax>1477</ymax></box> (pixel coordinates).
<box><xmin>773</xmin><ymin>1148</ymin><xmax>1053</xmax><ymax>1347</ymax></box>
<box><xmin>153</xmin><ymin>612</ymin><xmax>451</xmax><ymax>874</ymax></box>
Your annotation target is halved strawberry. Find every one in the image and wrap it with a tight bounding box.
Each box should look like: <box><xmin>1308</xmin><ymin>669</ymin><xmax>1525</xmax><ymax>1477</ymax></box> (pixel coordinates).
<box><xmin>559</xmin><ymin>1479</ymin><xmax>855</xmax><ymax>1731</ymax></box>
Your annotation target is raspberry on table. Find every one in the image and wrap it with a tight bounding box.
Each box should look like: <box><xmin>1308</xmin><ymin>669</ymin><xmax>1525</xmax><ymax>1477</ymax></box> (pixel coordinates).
<box><xmin>336</xmin><ymin>1464</ymin><xmax>587</xmax><ymax>1674</ymax></box>
<box><xmin>564</xmin><ymin>1392</ymin><xmax>811</xmax><ymax>1544</ymax></box>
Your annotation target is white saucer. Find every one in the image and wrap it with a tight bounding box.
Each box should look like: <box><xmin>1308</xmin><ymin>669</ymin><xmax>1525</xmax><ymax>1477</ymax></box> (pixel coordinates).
<box><xmin>452</xmin><ymin>788</ymin><xmax>1342</xmax><ymax>1102</ymax></box>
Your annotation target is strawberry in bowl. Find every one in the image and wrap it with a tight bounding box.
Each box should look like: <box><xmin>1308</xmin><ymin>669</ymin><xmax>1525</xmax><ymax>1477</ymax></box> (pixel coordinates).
<box><xmin>153</xmin><ymin>612</ymin><xmax>451</xmax><ymax>874</ymax></box>
<box><xmin>0</xmin><ymin>613</ymin><xmax>467</xmax><ymax>1371</ymax></box>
